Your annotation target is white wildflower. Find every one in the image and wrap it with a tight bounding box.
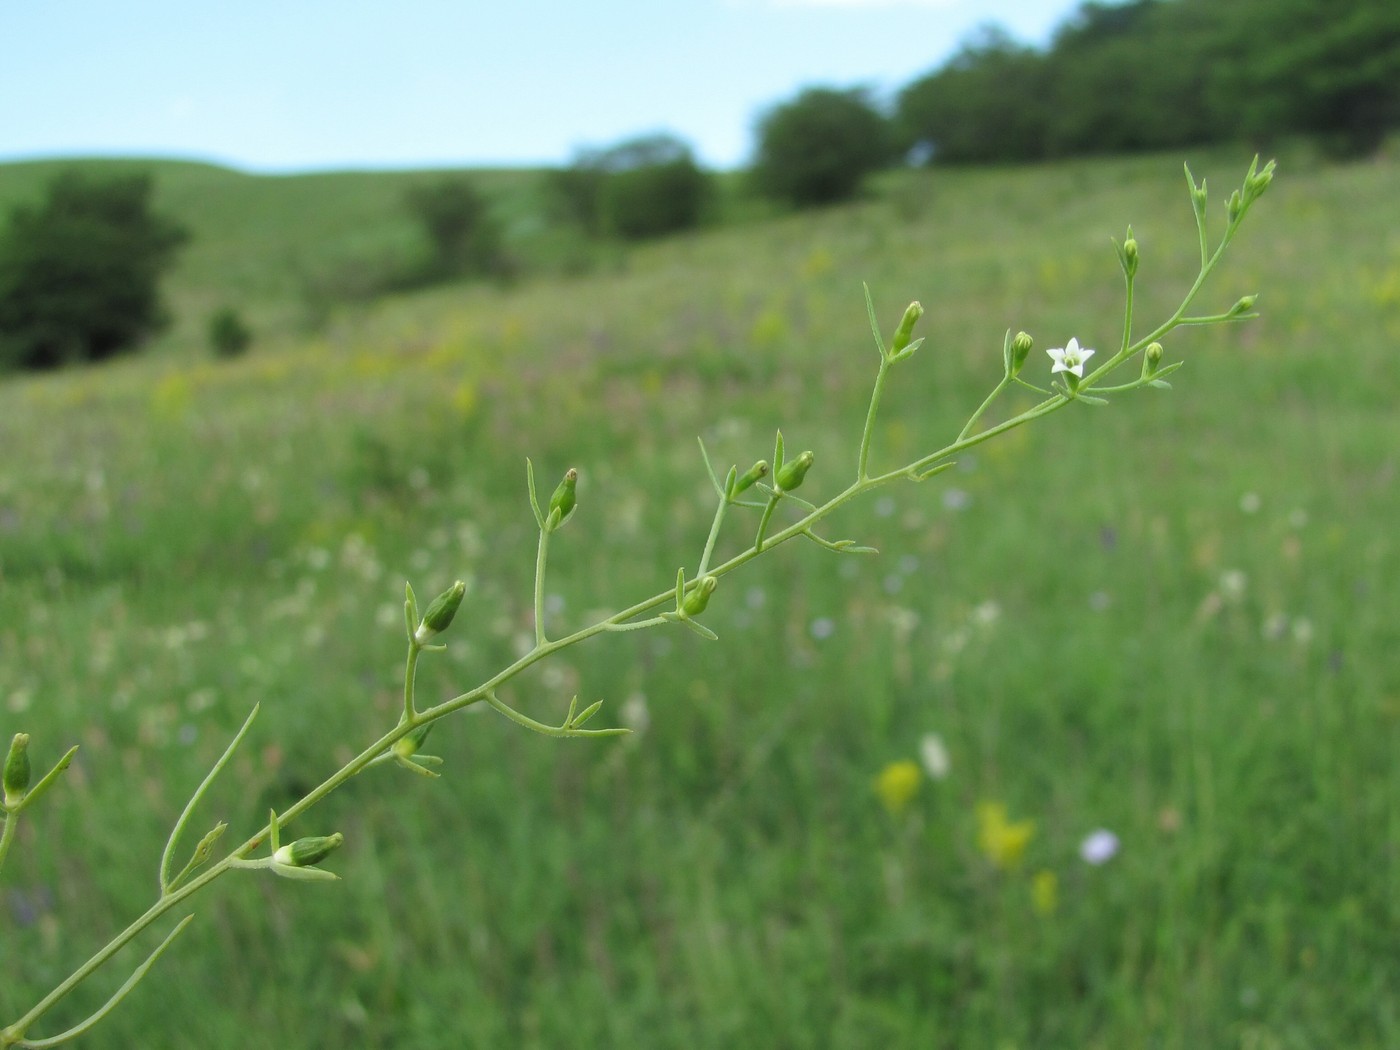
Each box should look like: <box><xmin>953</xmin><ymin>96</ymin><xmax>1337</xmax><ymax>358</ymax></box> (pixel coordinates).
<box><xmin>1046</xmin><ymin>337</ymin><xmax>1095</xmax><ymax>377</ymax></box>
<box><xmin>1080</xmin><ymin>828</ymin><xmax>1120</xmax><ymax>865</ymax></box>
<box><xmin>919</xmin><ymin>733</ymin><xmax>951</xmax><ymax>780</ymax></box>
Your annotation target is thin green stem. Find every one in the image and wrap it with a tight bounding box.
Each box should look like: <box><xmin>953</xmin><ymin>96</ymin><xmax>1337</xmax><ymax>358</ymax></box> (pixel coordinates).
<box><xmin>1177</xmin><ymin>311</ymin><xmax>1256</xmax><ymax>326</ymax></box>
<box><xmin>753</xmin><ymin>494</ymin><xmax>780</xmax><ymax>552</ymax></box>
<box><xmin>403</xmin><ymin>642</ymin><xmax>422</xmax><ymax>723</ymax></box>
<box><xmin>856</xmin><ymin>356</ymin><xmax>891</xmax><ymax>481</ymax></box>
<box><xmin>957</xmin><ymin>376</ymin><xmax>1010</xmax><ymax>443</ymax></box>
<box><xmin>1080</xmin><ymin>231</ymin><xmax>1230</xmax><ymax>390</ymax></box>
<box><xmin>533</xmin><ymin>526</ymin><xmax>550</xmax><ymax>646</ymax></box>
<box><xmin>1092</xmin><ymin>379</ymin><xmax>1152</xmax><ymax>395</ymax></box>
<box><xmin>697</xmin><ymin>496</ymin><xmax>728</xmax><ymax>577</ymax></box>
<box><xmin>1119</xmin><ymin>272</ymin><xmax>1135</xmax><ymax>358</ymax></box>
<box><xmin>482</xmin><ymin>692</ymin><xmax>621</xmax><ymax>739</ymax></box>
<box><xmin>603</xmin><ymin>616</ymin><xmax>669</xmax><ymax>633</ymax></box>
<box><xmin>0</xmin><ymin>811</ymin><xmax>18</xmax><ymax>874</ymax></box>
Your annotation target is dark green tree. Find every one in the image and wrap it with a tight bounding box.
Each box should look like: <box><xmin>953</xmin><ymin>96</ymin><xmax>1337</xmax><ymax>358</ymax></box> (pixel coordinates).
<box><xmin>751</xmin><ymin>87</ymin><xmax>895</xmax><ymax>207</ymax></box>
<box><xmin>546</xmin><ymin>159</ymin><xmax>608</xmax><ymax>236</ymax></box>
<box><xmin>403</xmin><ymin>177</ymin><xmax>509</xmax><ymax>282</ymax></box>
<box><xmin>893</xmin><ymin>0</ymin><xmax>1400</xmax><ymax>165</ymax></box>
<box><xmin>550</xmin><ymin>133</ymin><xmax>711</xmax><ymax>240</ymax></box>
<box><xmin>1203</xmin><ymin>0</ymin><xmax>1400</xmax><ymax>157</ymax></box>
<box><xmin>897</xmin><ymin>26</ymin><xmax>1049</xmax><ymax>163</ymax></box>
<box><xmin>0</xmin><ymin>171</ymin><xmax>188</xmax><ymax>370</ymax></box>
<box><xmin>1041</xmin><ymin>0</ymin><xmax>1216</xmax><ymax>156</ymax></box>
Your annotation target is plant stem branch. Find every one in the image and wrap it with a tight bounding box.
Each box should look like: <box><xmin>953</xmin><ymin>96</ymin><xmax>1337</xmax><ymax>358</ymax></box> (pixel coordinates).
<box><xmin>533</xmin><ymin>526</ymin><xmax>550</xmax><ymax>646</ymax></box>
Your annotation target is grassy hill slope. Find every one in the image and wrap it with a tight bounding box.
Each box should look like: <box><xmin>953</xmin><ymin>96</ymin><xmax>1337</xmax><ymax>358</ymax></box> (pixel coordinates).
<box><xmin>2</xmin><ymin>145</ymin><xmax>1398</xmax><ymax>1048</ymax></box>
<box><xmin>0</xmin><ymin>157</ymin><xmax>553</xmax><ymax>346</ymax></box>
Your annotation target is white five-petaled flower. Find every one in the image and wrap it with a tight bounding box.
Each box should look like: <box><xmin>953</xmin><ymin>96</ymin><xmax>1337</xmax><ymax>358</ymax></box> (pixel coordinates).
<box><xmin>1047</xmin><ymin>337</ymin><xmax>1095</xmax><ymax>377</ymax></box>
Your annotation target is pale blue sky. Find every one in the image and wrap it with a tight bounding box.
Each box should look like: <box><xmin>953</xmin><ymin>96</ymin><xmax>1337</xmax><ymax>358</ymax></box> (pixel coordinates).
<box><xmin>1</xmin><ymin>0</ymin><xmax>1078</xmax><ymax>173</ymax></box>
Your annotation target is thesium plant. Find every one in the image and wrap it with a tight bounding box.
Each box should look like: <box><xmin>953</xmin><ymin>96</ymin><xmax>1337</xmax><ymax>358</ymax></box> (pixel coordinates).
<box><xmin>0</xmin><ymin>157</ymin><xmax>1275</xmax><ymax>1048</ymax></box>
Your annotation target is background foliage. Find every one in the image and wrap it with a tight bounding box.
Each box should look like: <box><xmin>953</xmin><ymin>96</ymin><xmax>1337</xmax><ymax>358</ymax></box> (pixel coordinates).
<box><xmin>552</xmin><ymin>134</ymin><xmax>713</xmax><ymax>242</ymax></box>
<box><xmin>402</xmin><ymin>176</ymin><xmax>512</xmax><ymax>285</ymax></box>
<box><xmin>0</xmin><ymin>171</ymin><xmax>187</xmax><ymax>370</ymax></box>
<box><xmin>750</xmin><ymin>87</ymin><xmax>894</xmax><ymax>207</ymax></box>
<box><xmin>897</xmin><ymin>0</ymin><xmax>1400</xmax><ymax>163</ymax></box>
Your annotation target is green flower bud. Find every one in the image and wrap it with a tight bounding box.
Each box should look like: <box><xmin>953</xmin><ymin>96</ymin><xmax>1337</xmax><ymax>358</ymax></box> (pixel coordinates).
<box><xmin>393</xmin><ymin>722</ymin><xmax>434</xmax><ymax>759</ymax></box>
<box><xmin>775</xmin><ymin>450</ymin><xmax>814</xmax><ymax>492</ymax></box>
<box><xmin>1245</xmin><ymin>160</ymin><xmax>1275</xmax><ymax>202</ymax></box>
<box><xmin>1121</xmin><ymin>235</ymin><xmax>1139</xmax><ymax>279</ymax></box>
<box><xmin>4</xmin><ymin>733</ymin><xmax>31</xmax><ymax>805</ymax></box>
<box><xmin>1010</xmin><ymin>331</ymin><xmax>1033</xmax><ymax>376</ymax></box>
<box><xmin>1227</xmin><ymin>295</ymin><xmax>1257</xmax><ymax>318</ymax></box>
<box><xmin>1227</xmin><ymin>189</ymin><xmax>1243</xmax><ymax>224</ymax></box>
<box><xmin>681</xmin><ymin>576</ymin><xmax>718</xmax><ymax>617</ymax></box>
<box><xmin>415</xmin><ymin>580</ymin><xmax>466</xmax><ymax>644</ymax></box>
<box><xmin>1144</xmin><ymin>342</ymin><xmax>1164</xmax><ymax>374</ymax></box>
<box><xmin>889</xmin><ymin>301</ymin><xmax>924</xmax><ymax>356</ymax></box>
<box><xmin>274</xmin><ymin>832</ymin><xmax>344</xmax><ymax>869</ymax></box>
<box><xmin>730</xmin><ymin>460</ymin><xmax>768</xmax><ymax>499</ymax></box>
<box><xmin>548</xmin><ymin>468</ymin><xmax>578</xmax><ymax>529</ymax></box>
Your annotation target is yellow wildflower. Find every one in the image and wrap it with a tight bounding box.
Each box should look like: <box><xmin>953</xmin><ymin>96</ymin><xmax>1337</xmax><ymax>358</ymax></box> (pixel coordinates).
<box><xmin>1031</xmin><ymin>869</ymin><xmax>1058</xmax><ymax>916</ymax></box>
<box><xmin>875</xmin><ymin>760</ymin><xmax>921</xmax><ymax>816</ymax></box>
<box><xmin>976</xmin><ymin>801</ymin><xmax>1035</xmax><ymax>870</ymax></box>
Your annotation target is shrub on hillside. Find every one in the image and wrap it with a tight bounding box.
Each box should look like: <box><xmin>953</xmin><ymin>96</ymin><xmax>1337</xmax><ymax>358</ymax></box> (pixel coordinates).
<box><xmin>403</xmin><ymin>177</ymin><xmax>511</xmax><ymax>283</ymax></box>
<box><xmin>0</xmin><ymin>170</ymin><xmax>188</xmax><ymax>370</ymax></box>
<box><xmin>750</xmin><ymin>87</ymin><xmax>895</xmax><ymax>207</ymax></box>
<box><xmin>549</xmin><ymin>134</ymin><xmax>711</xmax><ymax>240</ymax></box>
<box><xmin>207</xmin><ymin>307</ymin><xmax>253</xmax><ymax>359</ymax></box>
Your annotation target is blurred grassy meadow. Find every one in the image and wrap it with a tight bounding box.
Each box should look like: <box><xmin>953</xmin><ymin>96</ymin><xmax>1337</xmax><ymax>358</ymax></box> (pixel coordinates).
<box><xmin>2</xmin><ymin>143</ymin><xmax>1399</xmax><ymax>1048</ymax></box>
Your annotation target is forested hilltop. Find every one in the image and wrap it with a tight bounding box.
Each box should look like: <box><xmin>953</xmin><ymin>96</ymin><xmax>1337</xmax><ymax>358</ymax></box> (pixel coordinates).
<box><xmin>897</xmin><ymin>0</ymin><xmax>1400</xmax><ymax>162</ymax></box>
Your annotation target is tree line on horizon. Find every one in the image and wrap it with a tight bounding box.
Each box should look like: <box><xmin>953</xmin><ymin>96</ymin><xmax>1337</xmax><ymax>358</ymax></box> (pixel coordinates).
<box><xmin>896</xmin><ymin>0</ymin><xmax>1400</xmax><ymax>164</ymax></box>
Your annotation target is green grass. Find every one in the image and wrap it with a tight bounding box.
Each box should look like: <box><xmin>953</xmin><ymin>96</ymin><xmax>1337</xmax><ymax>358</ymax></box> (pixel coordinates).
<box><xmin>3</xmin><ymin>143</ymin><xmax>1400</xmax><ymax>1048</ymax></box>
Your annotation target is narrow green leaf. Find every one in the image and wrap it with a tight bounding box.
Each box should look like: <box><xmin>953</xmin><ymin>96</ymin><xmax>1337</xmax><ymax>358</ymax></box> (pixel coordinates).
<box><xmin>863</xmin><ymin>282</ymin><xmax>887</xmax><ymax>358</ymax></box>
<box><xmin>160</xmin><ymin>704</ymin><xmax>258</xmax><ymax>895</ymax></box>
<box><xmin>525</xmin><ymin>458</ymin><xmax>545</xmax><ymax>530</ymax></box>
<box><xmin>572</xmin><ymin>700</ymin><xmax>604</xmax><ymax>727</ymax></box>
<box><xmin>166</xmin><ymin>822</ymin><xmax>228</xmax><ymax>893</ymax></box>
<box><xmin>696</xmin><ymin>437</ymin><xmax>727</xmax><ymax>499</ymax></box>
<box><xmin>678</xmin><ymin>617</ymin><xmax>719</xmax><ymax>642</ymax></box>
<box><xmin>910</xmin><ymin>461</ymin><xmax>956</xmax><ymax>482</ymax></box>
